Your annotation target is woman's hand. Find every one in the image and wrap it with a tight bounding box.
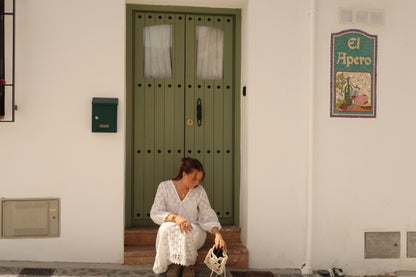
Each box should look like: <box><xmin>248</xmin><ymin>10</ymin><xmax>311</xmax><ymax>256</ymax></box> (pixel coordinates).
<box><xmin>214</xmin><ymin>233</ymin><xmax>226</xmax><ymax>250</ymax></box>
<box><xmin>174</xmin><ymin>215</ymin><xmax>193</xmax><ymax>234</ymax></box>
<box><xmin>212</xmin><ymin>227</ymin><xmax>226</xmax><ymax>250</ymax></box>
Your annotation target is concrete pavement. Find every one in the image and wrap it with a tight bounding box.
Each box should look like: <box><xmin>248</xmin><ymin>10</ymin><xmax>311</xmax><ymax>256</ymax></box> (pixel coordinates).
<box><xmin>0</xmin><ymin>261</ymin><xmax>304</xmax><ymax>277</ymax></box>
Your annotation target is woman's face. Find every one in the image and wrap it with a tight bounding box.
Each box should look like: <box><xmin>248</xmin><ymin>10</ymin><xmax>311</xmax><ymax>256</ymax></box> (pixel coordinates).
<box><xmin>182</xmin><ymin>170</ymin><xmax>203</xmax><ymax>189</ymax></box>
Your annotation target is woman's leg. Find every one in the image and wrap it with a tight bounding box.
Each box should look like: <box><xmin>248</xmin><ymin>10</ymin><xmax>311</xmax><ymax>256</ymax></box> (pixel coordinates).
<box><xmin>183</xmin><ymin>224</ymin><xmax>206</xmax><ymax>265</ymax></box>
<box><xmin>181</xmin><ymin>224</ymin><xmax>206</xmax><ymax>277</ymax></box>
<box><xmin>152</xmin><ymin>223</ymin><xmax>207</xmax><ymax>274</ymax></box>
<box><xmin>153</xmin><ymin>222</ymin><xmax>176</xmax><ymax>274</ymax></box>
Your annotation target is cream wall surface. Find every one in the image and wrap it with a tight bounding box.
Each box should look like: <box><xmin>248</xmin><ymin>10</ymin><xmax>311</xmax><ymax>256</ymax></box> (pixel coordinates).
<box><xmin>0</xmin><ymin>0</ymin><xmax>125</xmax><ymax>263</ymax></box>
<box><xmin>313</xmin><ymin>0</ymin><xmax>416</xmax><ymax>274</ymax></box>
<box><xmin>244</xmin><ymin>0</ymin><xmax>309</xmax><ymax>269</ymax></box>
<box><xmin>1</xmin><ymin>0</ymin><xmax>416</xmax><ymax>275</ymax></box>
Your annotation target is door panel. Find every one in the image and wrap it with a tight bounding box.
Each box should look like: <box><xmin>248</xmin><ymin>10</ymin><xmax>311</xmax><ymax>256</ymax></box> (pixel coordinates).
<box><xmin>133</xmin><ymin>12</ymin><xmax>185</xmax><ymax>225</ymax></box>
<box><xmin>185</xmin><ymin>14</ymin><xmax>234</xmax><ymax>224</ymax></box>
<box><xmin>128</xmin><ymin>8</ymin><xmax>238</xmax><ymax>227</ymax></box>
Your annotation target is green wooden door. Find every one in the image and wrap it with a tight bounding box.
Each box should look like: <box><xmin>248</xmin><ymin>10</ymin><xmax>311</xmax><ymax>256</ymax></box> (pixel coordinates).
<box><xmin>126</xmin><ymin>6</ymin><xmax>241</xmax><ymax>227</ymax></box>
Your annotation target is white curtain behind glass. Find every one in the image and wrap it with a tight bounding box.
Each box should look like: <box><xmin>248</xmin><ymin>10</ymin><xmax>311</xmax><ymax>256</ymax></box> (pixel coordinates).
<box><xmin>196</xmin><ymin>26</ymin><xmax>224</xmax><ymax>80</ymax></box>
<box><xmin>144</xmin><ymin>24</ymin><xmax>172</xmax><ymax>79</ymax></box>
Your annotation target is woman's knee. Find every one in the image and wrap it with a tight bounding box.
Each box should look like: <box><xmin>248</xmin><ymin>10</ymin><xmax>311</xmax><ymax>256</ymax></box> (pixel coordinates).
<box><xmin>158</xmin><ymin>222</ymin><xmax>177</xmax><ymax>233</ymax></box>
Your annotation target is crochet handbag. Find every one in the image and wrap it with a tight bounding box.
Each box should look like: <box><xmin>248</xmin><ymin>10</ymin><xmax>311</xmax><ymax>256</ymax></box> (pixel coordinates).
<box><xmin>204</xmin><ymin>245</ymin><xmax>228</xmax><ymax>277</ymax></box>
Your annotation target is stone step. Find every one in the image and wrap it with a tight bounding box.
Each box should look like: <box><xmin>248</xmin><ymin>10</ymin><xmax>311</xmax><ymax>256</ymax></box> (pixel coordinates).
<box><xmin>124</xmin><ymin>225</ymin><xmax>248</xmax><ymax>268</ymax></box>
<box><xmin>124</xmin><ymin>244</ymin><xmax>249</xmax><ymax>268</ymax></box>
<box><xmin>125</xmin><ymin>225</ymin><xmax>242</xmax><ymax>247</ymax></box>
<box><xmin>124</xmin><ymin>227</ymin><xmax>158</xmax><ymax>247</ymax></box>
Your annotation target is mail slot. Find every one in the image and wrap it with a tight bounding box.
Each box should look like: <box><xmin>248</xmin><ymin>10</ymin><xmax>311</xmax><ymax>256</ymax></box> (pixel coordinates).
<box><xmin>92</xmin><ymin>97</ymin><xmax>118</xmax><ymax>133</ymax></box>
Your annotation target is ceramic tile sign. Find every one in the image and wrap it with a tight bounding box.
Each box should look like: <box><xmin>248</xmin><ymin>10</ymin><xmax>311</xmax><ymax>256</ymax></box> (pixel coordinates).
<box><xmin>330</xmin><ymin>29</ymin><xmax>377</xmax><ymax>118</ymax></box>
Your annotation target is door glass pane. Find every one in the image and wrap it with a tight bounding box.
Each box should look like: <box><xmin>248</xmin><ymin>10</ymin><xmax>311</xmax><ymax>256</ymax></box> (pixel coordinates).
<box><xmin>144</xmin><ymin>24</ymin><xmax>172</xmax><ymax>79</ymax></box>
<box><xmin>196</xmin><ymin>26</ymin><xmax>224</xmax><ymax>80</ymax></box>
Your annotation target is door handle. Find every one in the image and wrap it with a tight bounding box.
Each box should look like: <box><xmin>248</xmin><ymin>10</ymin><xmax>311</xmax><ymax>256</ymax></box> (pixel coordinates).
<box><xmin>197</xmin><ymin>98</ymin><xmax>202</xmax><ymax>127</ymax></box>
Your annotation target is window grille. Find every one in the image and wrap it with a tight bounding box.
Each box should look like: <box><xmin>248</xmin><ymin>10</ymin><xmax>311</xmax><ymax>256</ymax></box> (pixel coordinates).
<box><xmin>0</xmin><ymin>0</ymin><xmax>15</xmax><ymax>122</ymax></box>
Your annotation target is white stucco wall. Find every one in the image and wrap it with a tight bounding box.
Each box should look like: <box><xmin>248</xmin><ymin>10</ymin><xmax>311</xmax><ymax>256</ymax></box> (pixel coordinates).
<box><xmin>313</xmin><ymin>0</ymin><xmax>416</xmax><ymax>275</ymax></box>
<box><xmin>244</xmin><ymin>0</ymin><xmax>309</xmax><ymax>269</ymax></box>
<box><xmin>1</xmin><ymin>0</ymin><xmax>416</xmax><ymax>275</ymax></box>
<box><xmin>245</xmin><ymin>0</ymin><xmax>416</xmax><ymax>274</ymax></box>
<box><xmin>0</xmin><ymin>0</ymin><xmax>125</xmax><ymax>263</ymax></box>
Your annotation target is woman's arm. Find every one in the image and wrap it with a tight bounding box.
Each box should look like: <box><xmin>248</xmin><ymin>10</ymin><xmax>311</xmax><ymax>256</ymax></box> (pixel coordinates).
<box><xmin>212</xmin><ymin>227</ymin><xmax>226</xmax><ymax>250</ymax></box>
<box><xmin>150</xmin><ymin>183</ymin><xmax>170</xmax><ymax>225</ymax></box>
<box><xmin>150</xmin><ymin>182</ymin><xmax>192</xmax><ymax>234</ymax></box>
<box><xmin>164</xmin><ymin>213</ymin><xmax>193</xmax><ymax>234</ymax></box>
<box><xmin>164</xmin><ymin>213</ymin><xmax>177</xmax><ymax>222</ymax></box>
<box><xmin>197</xmin><ymin>187</ymin><xmax>222</xmax><ymax>232</ymax></box>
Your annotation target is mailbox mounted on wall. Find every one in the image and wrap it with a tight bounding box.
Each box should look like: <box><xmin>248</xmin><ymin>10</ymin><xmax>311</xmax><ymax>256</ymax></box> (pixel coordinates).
<box><xmin>92</xmin><ymin>97</ymin><xmax>118</xmax><ymax>133</ymax></box>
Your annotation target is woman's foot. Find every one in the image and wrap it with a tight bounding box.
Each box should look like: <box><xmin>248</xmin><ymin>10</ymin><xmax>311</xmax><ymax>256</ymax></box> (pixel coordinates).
<box><xmin>182</xmin><ymin>265</ymin><xmax>195</xmax><ymax>277</ymax></box>
<box><xmin>166</xmin><ymin>264</ymin><xmax>182</xmax><ymax>277</ymax></box>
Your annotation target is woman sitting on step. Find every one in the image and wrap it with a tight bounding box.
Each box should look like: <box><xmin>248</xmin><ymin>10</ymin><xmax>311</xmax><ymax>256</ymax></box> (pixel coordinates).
<box><xmin>150</xmin><ymin>157</ymin><xmax>227</xmax><ymax>277</ymax></box>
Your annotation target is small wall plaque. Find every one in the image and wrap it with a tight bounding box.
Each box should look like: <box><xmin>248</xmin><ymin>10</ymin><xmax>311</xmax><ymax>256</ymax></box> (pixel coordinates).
<box><xmin>330</xmin><ymin>29</ymin><xmax>377</xmax><ymax>118</ymax></box>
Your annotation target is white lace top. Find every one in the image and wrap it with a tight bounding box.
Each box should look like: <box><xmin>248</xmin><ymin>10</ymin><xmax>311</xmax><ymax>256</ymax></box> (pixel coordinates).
<box><xmin>150</xmin><ymin>180</ymin><xmax>221</xmax><ymax>233</ymax></box>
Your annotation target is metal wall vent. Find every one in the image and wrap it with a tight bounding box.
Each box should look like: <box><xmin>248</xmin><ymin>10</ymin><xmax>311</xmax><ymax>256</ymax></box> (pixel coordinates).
<box><xmin>407</xmin><ymin>232</ymin><xmax>416</xmax><ymax>258</ymax></box>
<box><xmin>355</xmin><ymin>10</ymin><xmax>369</xmax><ymax>24</ymax></box>
<box><xmin>1</xmin><ymin>198</ymin><xmax>60</xmax><ymax>238</ymax></box>
<box><xmin>339</xmin><ymin>8</ymin><xmax>385</xmax><ymax>26</ymax></box>
<box><xmin>339</xmin><ymin>8</ymin><xmax>353</xmax><ymax>24</ymax></box>
<box><xmin>370</xmin><ymin>10</ymin><xmax>384</xmax><ymax>25</ymax></box>
<box><xmin>365</xmin><ymin>232</ymin><xmax>400</xmax><ymax>258</ymax></box>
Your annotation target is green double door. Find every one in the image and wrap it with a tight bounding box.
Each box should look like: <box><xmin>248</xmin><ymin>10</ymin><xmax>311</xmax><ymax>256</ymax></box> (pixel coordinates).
<box><xmin>126</xmin><ymin>6</ymin><xmax>241</xmax><ymax>227</ymax></box>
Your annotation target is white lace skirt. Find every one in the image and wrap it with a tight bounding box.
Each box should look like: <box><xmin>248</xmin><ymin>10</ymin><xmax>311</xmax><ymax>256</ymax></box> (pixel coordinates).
<box><xmin>153</xmin><ymin>222</ymin><xmax>207</xmax><ymax>274</ymax></box>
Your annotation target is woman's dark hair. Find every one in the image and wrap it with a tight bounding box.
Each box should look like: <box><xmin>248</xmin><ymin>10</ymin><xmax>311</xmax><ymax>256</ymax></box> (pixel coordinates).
<box><xmin>172</xmin><ymin>157</ymin><xmax>205</xmax><ymax>182</ymax></box>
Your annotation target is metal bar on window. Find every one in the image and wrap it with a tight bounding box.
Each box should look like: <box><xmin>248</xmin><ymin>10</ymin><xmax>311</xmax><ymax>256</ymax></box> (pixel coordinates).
<box><xmin>0</xmin><ymin>0</ymin><xmax>15</xmax><ymax>122</ymax></box>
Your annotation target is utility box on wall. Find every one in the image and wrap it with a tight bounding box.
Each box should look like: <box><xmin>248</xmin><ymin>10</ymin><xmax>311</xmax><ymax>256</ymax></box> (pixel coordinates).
<box><xmin>92</xmin><ymin>97</ymin><xmax>118</xmax><ymax>133</ymax></box>
<box><xmin>1</xmin><ymin>198</ymin><xmax>60</xmax><ymax>238</ymax></box>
